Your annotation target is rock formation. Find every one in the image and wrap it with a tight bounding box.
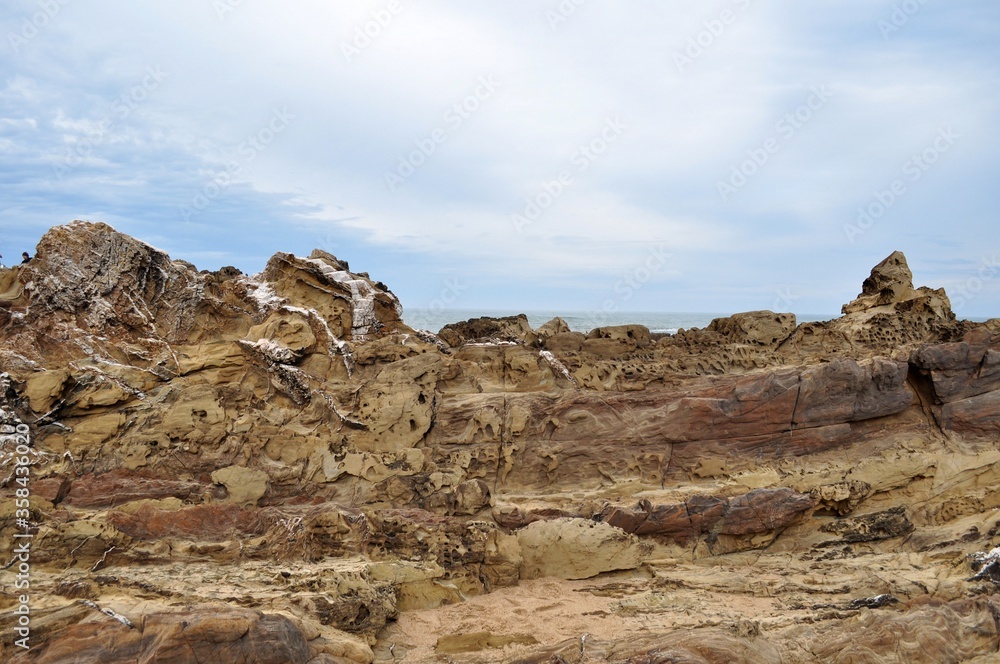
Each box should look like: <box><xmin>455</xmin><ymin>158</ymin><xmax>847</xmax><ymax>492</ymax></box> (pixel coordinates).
<box><xmin>1</xmin><ymin>227</ymin><xmax>999</xmax><ymax>663</ymax></box>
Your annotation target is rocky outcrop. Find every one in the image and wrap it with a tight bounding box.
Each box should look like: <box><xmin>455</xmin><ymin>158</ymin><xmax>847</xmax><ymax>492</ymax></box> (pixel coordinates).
<box><xmin>707</xmin><ymin>310</ymin><xmax>797</xmax><ymax>346</ymax></box>
<box><xmin>842</xmin><ymin>251</ymin><xmax>951</xmax><ymax>318</ymax></box>
<box><xmin>516</xmin><ymin>519</ymin><xmax>652</xmax><ymax>580</ymax></box>
<box><xmin>437</xmin><ymin>314</ymin><xmax>537</xmax><ymax>347</ymax></box>
<box><xmin>2</xmin><ymin>226</ymin><xmax>1000</xmax><ymax>663</ymax></box>
<box><xmin>13</xmin><ymin>608</ymin><xmax>315</xmax><ymax>664</ymax></box>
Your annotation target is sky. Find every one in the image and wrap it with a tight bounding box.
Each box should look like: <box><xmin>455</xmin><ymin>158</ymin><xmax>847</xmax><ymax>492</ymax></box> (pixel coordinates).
<box><xmin>1</xmin><ymin>0</ymin><xmax>998</xmax><ymax>319</ymax></box>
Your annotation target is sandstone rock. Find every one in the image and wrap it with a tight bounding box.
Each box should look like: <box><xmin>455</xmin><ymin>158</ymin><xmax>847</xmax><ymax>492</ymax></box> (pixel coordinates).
<box><xmin>437</xmin><ymin>314</ymin><xmax>537</xmax><ymax>347</ymax></box>
<box><xmin>911</xmin><ymin>329</ymin><xmax>1000</xmax><ymax>403</ymax></box>
<box><xmin>212</xmin><ymin>465</ymin><xmax>270</xmax><ymax>506</ymax></box>
<box><xmin>793</xmin><ymin>358</ymin><xmax>913</xmax><ymax>428</ymax></box>
<box><xmin>517</xmin><ymin>518</ymin><xmax>653</xmax><ymax>580</ymax></box>
<box><xmin>107</xmin><ymin>503</ymin><xmax>273</xmax><ymax>541</ymax></box>
<box><xmin>542</xmin><ymin>330</ymin><xmax>585</xmax><ymax>352</ymax></box>
<box><xmin>436</xmin><ymin>632</ymin><xmax>539</xmax><ymax>655</ymax></box>
<box><xmin>820</xmin><ymin>506</ymin><xmax>914</xmax><ymax>543</ymax></box>
<box><xmin>534</xmin><ymin>317</ymin><xmax>570</xmax><ymax>341</ymax></box>
<box><xmin>939</xmin><ymin>389</ymin><xmax>1000</xmax><ymax>436</ymax></box>
<box><xmin>588</xmin><ymin>324</ymin><xmax>651</xmax><ymax>346</ymax></box>
<box><xmin>707</xmin><ymin>310</ymin><xmax>797</xmax><ymax>347</ymax></box>
<box><xmin>595</xmin><ymin>489</ymin><xmax>813</xmax><ymax>548</ymax></box>
<box><xmin>512</xmin><ymin>630</ymin><xmax>782</xmax><ymax>664</ymax></box>
<box><xmin>6</xmin><ymin>223</ymin><xmax>1000</xmax><ymax>664</ymax></box>
<box><xmin>24</xmin><ymin>369</ymin><xmax>69</xmax><ymax>413</ymax></box>
<box><xmin>801</xmin><ymin>597</ymin><xmax>999</xmax><ymax>664</ymax></box>
<box><xmin>260</xmin><ymin>250</ymin><xmax>405</xmax><ymax>342</ymax></box>
<box><xmin>25</xmin><ymin>221</ymin><xmax>206</xmax><ymax>340</ymax></box>
<box><xmin>64</xmin><ymin>471</ymin><xmax>204</xmax><ymax>508</ymax></box>
<box><xmin>810</xmin><ymin>481</ymin><xmax>872</xmax><ymax>516</ymax></box>
<box><xmin>717</xmin><ymin>488</ymin><xmax>814</xmax><ymax>536</ymax></box>
<box><xmin>452</xmin><ymin>478</ymin><xmax>492</xmax><ymax>515</ymax></box>
<box><xmin>842</xmin><ymin>251</ymin><xmax>953</xmax><ymax>320</ymax></box>
<box><xmin>843</xmin><ymin>251</ymin><xmax>918</xmax><ymax>314</ymax></box>
<box><xmin>11</xmin><ymin>608</ymin><xmax>312</xmax><ymax>664</ymax></box>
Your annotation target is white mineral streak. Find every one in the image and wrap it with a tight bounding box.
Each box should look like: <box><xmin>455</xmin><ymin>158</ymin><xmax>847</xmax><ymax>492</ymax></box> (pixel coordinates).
<box><xmin>540</xmin><ymin>350</ymin><xmax>578</xmax><ymax>386</ymax></box>
<box><xmin>304</xmin><ymin>258</ymin><xmax>379</xmax><ymax>340</ymax></box>
<box><xmin>248</xmin><ymin>338</ymin><xmax>297</xmax><ymax>364</ymax></box>
<box><xmin>242</xmin><ymin>276</ymin><xmax>356</xmax><ymax>375</ymax></box>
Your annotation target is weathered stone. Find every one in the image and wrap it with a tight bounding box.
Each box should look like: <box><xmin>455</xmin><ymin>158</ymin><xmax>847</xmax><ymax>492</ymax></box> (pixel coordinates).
<box><xmin>820</xmin><ymin>506</ymin><xmax>914</xmax><ymax>542</ymax></box>
<box><xmin>64</xmin><ymin>471</ymin><xmax>204</xmax><ymax>508</ymax></box>
<box><xmin>517</xmin><ymin>518</ymin><xmax>653</xmax><ymax>580</ymax></box>
<box><xmin>793</xmin><ymin>358</ymin><xmax>913</xmax><ymax>428</ymax></box>
<box><xmin>5</xmin><ymin>226</ymin><xmax>1000</xmax><ymax>664</ymax></box>
<box><xmin>535</xmin><ymin>317</ymin><xmax>570</xmax><ymax>342</ymax></box>
<box><xmin>24</xmin><ymin>369</ymin><xmax>69</xmax><ymax>413</ymax></box>
<box><xmin>707</xmin><ymin>310</ymin><xmax>797</xmax><ymax>346</ymax></box>
<box><xmin>911</xmin><ymin>329</ymin><xmax>1000</xmax><ymax>404</ymax></box>
<box><xmin>212</xmin><ymin>465</ymin><xmax>270</xmax><ymax>506</ymax></box>
<box><xmin>13</xmin><ymin>608</ymin><xmax>312</xmax><ymax>664</ymax></box>
<box><xmin>717</xmin><ymin>488</ymin><xmax>814</xmax><ymax>536</ymax></box>
<box><xmin>438</xmin><ymin>314</ymin><xmax>537</xmax><ymax>347</ymax></box>
<box><xmin>436</xmin><ymin>632</ymin><xmax>539</xmax><ymax>654</ymax></box>
<box><xmin>810</xmin><ymin>481</ymin><xmax>872</xmax><ymax>516</ymax></box>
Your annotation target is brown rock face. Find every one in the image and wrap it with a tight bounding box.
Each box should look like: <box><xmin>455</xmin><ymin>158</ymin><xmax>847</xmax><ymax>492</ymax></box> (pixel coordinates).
<box><xmin>13</xmin><ymin>608</ymin><xmax>312</xmax><ymax>664</ymax></box>
<box><xmin>2</xmin><ymin>228</ymin><xmax>1000</xmax><ymax>663</ymax></box>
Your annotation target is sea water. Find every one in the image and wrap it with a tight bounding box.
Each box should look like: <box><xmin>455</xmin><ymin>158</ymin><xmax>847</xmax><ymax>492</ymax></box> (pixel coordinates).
<box><xmin>402</xmin><ymin>309</ymin><xmax>841</xmax><ymax>335</ymax></box>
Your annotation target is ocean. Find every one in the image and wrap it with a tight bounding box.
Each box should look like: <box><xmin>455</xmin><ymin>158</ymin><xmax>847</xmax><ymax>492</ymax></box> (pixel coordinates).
<box><xmin>401</xmin><ymin>309</ymin><xmax>841</xmax><ymax>336</ymax></box>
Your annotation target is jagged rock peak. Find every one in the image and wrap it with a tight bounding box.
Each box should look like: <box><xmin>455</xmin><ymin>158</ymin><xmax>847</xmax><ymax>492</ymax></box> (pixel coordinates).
<box><xmin>258</xmin><ymin>251</ymin><xmax>405</xmax><ymax>341</ymax></box>
<box><xmin>25</xmin><ymin>220</ymin><xmax>206</xmax><ymax>338</ymax></box>
<box><xmin>1</xmin><ymin>221</ymin><xmax>409</xmax><ymax>370</ymax></box>
<box><xmin>845</xmin><ymin>251</ymin><xmax>915</xmax><ymax>310</ymax></box>
<box><xmin>842</xmin><ymin>250</ymin><xmax>952</xmax><ymax>320</ymax></box>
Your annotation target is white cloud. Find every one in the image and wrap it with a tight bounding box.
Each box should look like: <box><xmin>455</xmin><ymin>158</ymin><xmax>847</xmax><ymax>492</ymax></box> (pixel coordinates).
<box><xmin>1</xmin><ymin>0</ymin><xmax>998</xmax><ymax>316</ymax></box>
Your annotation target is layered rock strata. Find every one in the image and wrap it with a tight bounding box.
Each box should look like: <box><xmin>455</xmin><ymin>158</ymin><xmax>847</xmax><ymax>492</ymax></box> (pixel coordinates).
<box><xmin>1</xmin><ymin>224</ymin><xmax>998</xmax><ymax>663</ymax></box>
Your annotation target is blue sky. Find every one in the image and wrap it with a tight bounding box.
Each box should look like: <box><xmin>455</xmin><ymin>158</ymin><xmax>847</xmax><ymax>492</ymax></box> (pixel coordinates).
<box><xmin>1</xmin><ymin>0</ymin><xmax>998</xmax><ymax>318</ymax></box>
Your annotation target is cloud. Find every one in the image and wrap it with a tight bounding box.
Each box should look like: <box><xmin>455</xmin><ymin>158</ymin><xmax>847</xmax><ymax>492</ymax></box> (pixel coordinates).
<box><xmin>1</xmin><ymin>0</ymin><xmax>998</xmax><ymax>317</ymax></box>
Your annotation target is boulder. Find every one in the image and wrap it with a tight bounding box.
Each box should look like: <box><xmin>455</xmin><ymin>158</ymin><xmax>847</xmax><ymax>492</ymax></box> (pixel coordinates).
<box><xmin>437</xmin><ymin>314</ymin><xmax>537</xmax><ymax>347</ymax></box>
<box><xmin>707</xmin><ymin>310</ymin><xmax>796</xmax><ymax>346</ymax></box>
<box><xmin>535</xmin><ymin>316</ymin><xmax>571</xmax><ymax>341</ymax></box>
<box><xmin>517</xmin><ymin>518</ymin><xmax>652</xmax><ymax>580</ymax></box>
